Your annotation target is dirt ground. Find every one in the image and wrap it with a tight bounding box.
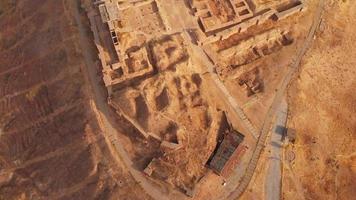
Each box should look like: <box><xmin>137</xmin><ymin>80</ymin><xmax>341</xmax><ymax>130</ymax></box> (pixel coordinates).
<box><xmin>223</xmin><ymin>1</ymin><xmax>356</xmax><ymax>200</ymax></box>
<box><xmin>282</xmin><ymin>1</ymin><xmax>356</xmax><ymax>200</ymax></box>
<box><xmin>1</xmin><ymin>0</ymin><xmax>355</xmax><ymax>199</ymax></box>
<box><xmin>0</xmin><ymin>0</ymin><xmax>151</xmax><ymax>199</ymax></box>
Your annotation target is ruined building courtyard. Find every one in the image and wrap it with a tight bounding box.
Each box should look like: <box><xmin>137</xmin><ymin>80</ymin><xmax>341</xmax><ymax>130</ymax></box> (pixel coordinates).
<box><xmin>0</xmin><ymin>0</ymin><xmax>355</xmax><ymax>199</ymax></box>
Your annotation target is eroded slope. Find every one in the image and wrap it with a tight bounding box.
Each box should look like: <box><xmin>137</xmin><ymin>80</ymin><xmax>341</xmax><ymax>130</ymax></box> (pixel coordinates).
<box><xmin>0</xmin><ymin>0</ymin><xmax>151</xmax><ymax>199</ymax></box>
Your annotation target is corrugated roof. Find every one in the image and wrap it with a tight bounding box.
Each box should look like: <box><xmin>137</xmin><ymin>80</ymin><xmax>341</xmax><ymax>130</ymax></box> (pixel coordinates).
<box><xmin>208</xmin><ymin>130</ymin><xmax>244</xmax><ymax>174</ymax></box>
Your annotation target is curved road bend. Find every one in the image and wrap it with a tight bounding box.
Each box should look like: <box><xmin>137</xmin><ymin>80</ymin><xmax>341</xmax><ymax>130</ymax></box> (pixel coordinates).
<box><xmin>71</xmin><ymin>1</ymin><xmax>176</xmax><ymax>199</ymax></box>
<box><xmin>227</xmin><ymin>0</ymin><xmax>326</xmax><ymax>199</ymax></box>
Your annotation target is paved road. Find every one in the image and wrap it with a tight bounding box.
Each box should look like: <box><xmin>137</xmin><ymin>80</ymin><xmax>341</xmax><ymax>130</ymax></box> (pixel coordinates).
<box><xmin>265</xmin><ymin>98</ymin><xmax>287</xmax><ymax>200</ymax></box>
<box><xmin>227</xmin><ymin>0</ymin><xmax>325</xmax><ymax>199</ymax></box>
<box><xmin>71</xmin><ymin>1</ymin><xmax>174</xmax><ymax>200</ymax></box>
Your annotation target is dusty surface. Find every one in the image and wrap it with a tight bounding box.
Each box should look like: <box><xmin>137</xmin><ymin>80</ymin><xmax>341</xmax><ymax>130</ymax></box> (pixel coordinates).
<box><xmin>0</xmin><ymin>0</ymin><xmax>354</xmax><ymax>199</ymax></box>
<box><xmin>282</xmin><ymin>1</ymin><xmax>356</xmax><ymax>200</ymax></box>
<box><xmin>84</xmin><ymin>0</ymin><xmax>258</xmax><ymax>196</ymax></box>
<box><xmin>90</xmin><ymin>0</ymin><xmax>309</xmax><ymax>197</ymax></box>
<box><xmin>238</xmin><ymin>1</ymin><xmax>356</xmax><ymax>200</ymax></box>
<box><xmin>0</xmin><ymin>0</ymin><xmax>151</xmax><ymax>199</ymax></box>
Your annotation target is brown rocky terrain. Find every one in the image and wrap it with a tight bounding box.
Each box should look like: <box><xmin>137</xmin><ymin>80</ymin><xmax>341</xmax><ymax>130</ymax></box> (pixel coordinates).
<box><xmin>0</xmin><ymin>0</ymin><xmax>355</xmax><ymax>199</ymax></box>
<box><xmin>228</xmin><ymin>1</ymin><xmax>355</xmax><ymax>200</ymax></box>
<box><xmin>283</xmin><ymin>0</ymin><xmax>356</xmax><ymax>199</ymax></box>
<box><xmin>0</xmin><ymin>0</ymin><xmax>151</xmax><ymax>199</ymax></box>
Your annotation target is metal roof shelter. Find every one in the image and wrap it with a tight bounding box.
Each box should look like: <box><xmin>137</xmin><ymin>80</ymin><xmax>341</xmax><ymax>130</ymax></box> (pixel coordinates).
<box><xmin>208</xmin><ymin>129</ymin><xmax>246</xmax><ymax>178</ymax></box>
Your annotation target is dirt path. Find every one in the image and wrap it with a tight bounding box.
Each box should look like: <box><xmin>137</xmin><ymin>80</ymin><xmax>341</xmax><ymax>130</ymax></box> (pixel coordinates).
<box><xmin>158</xmin><ymin>0</ymin><xmax>260</xmax><ymax>139</ymax></box>
<box><xmin>227</xmin><ymin>0</ymin><xmax>326</xmax><ymax>199</ymax></box>
<box><xmin>182</xmin><ymin>30</ymin><xmax>260</xmax><ymax>141</ymax></box>
<box><xmin>68</xmin><ymin>0</ymin><xmax>325</xmax><ymax>199</ymax></box>
<box><xmin>70</xmin><ymin>1</ymin><xmax>175</xmax><ymax>199</ymax></box>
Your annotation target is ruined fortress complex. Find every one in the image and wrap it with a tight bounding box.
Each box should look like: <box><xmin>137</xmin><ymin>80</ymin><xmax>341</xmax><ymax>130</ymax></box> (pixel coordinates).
<box><xmin>88</xmin><ymin>0</ymin><xmax>166</xmax><ymax>94</ymax></box>
<box><xmin>190</xmin><ymin>0</ymin><xmax>304</xmax><ymax>45</ymax></box>
<box><xmin>83</xmin><ymin>0</ymin><xmax>306</xmax><ymax>197</ymax></box>
<box><xmin>87</xmin><ymin>0</ymin><xmax>305</xmax><ymax>93</ymax></box>
<box><xmin>4</xmin><ymin>0</ymin><xmax>353</xmax><ymax>199</ymax></box>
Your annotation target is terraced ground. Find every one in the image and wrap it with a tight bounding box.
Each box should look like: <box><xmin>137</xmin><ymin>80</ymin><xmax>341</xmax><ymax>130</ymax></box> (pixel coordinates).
<box><xmin>0</xmin><ymin>0</ymin><xmax>151</xmax><ymax>199</ymax></box>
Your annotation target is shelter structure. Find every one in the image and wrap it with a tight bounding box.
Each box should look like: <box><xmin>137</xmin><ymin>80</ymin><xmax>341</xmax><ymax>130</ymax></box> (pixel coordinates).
<box><xmin>207</xmin><ymin>128</ymin><xmax>247</xmax><ymax>178</ymax></box>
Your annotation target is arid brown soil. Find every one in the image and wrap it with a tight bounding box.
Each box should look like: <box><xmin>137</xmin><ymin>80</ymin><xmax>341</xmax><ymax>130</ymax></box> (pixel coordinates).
<box><xmin>1</xmin><ymin>0</ymin><xmax>355</xmax><ymax>199</ymax></box>
<box><xmin>219</xmin><ymin>1</ymin><xmax>356</xmax><ymax>199</ymax></box>
<box><xmin>282</xmin><ymin>1</ymin><xmax>356</xmax><ymax>200</ymax></box>
<box><xmin>0</xmin><ymin>0</ymin><xmax>151</xmax><ymax>199</ymax></box>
